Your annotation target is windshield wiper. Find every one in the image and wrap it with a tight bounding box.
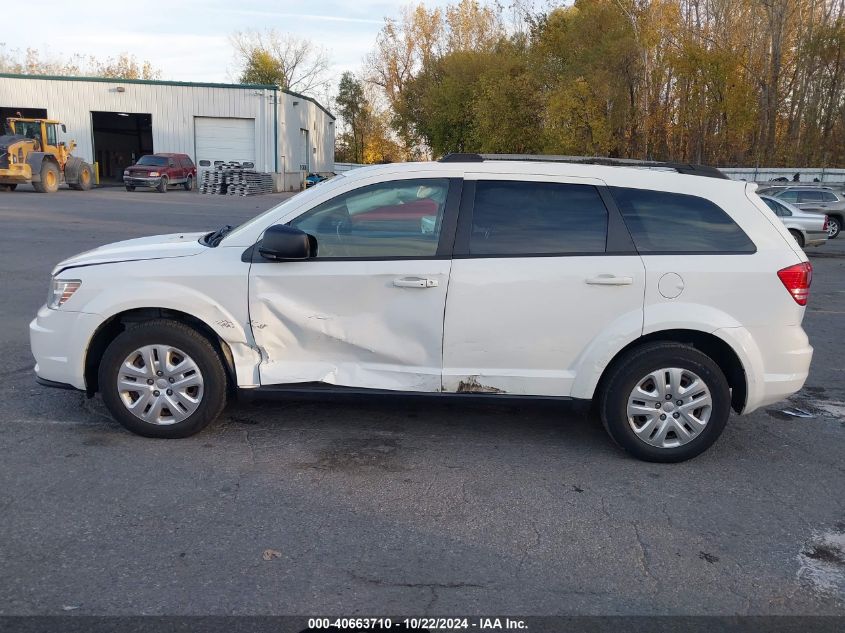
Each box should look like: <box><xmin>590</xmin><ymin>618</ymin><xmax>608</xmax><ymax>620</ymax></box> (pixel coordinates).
<box><xmin>202</xmin><ymin>224</ymin><xmax>233</xmax><ymax>247</ymax></box>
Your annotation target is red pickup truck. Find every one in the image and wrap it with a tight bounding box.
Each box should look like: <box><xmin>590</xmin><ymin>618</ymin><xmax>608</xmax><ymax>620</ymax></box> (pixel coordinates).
<box><xmin>123</xmin><ymin>153</ymin><xmax>196</xmax><ymax>193</ymax></box>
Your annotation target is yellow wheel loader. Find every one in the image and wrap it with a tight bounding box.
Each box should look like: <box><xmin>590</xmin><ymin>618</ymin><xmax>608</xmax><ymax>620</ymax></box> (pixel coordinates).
<box><xmin>0</xmin><ymin>118</ymin><xmax>94</xmax><ymax>193</ymax></box>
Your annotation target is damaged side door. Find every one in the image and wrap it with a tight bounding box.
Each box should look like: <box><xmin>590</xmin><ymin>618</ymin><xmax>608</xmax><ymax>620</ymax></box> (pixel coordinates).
<box><xmin>248</xmin><ymin>176</ymin><xmax>461</xmax><ymax>391</ymax></box>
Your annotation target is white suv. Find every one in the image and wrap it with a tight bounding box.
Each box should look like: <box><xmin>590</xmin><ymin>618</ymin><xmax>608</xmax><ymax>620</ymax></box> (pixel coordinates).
<box><xmin>29</xmin><ymin>155</ymin><xmax>814</xmax><ymax>462</ymax></box>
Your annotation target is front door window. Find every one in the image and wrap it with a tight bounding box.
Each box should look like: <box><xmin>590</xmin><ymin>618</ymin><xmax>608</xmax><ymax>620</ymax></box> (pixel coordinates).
<box><xmin>289</xmin><ymin>179</ymin><xmax>450</xmax><ymax>258</ymax></box>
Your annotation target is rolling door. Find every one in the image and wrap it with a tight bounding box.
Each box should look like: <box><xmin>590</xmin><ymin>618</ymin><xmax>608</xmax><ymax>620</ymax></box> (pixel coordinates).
<box><xmin>194</xmin><ymin>117</ymin><xmax>256</xmax><ymax>177</ymax></box>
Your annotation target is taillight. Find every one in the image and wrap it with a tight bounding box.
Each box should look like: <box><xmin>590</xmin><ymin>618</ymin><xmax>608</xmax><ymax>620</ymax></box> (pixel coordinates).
<box><xmin>777</xmin><ymin>262</ymin><xmax>813</xmax><ymax>306</ymax></box>
<box><xmin>823</xmin><ymin>216</ymin><xmax>830</xmax><ymax>231</ymax></box>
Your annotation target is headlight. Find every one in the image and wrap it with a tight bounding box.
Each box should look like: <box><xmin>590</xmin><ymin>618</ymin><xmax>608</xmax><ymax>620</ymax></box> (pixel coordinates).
<box><xmin>149</xmin><ymin>171</ymin><xmax>160</xmax><ymax>177</ymax></box>
<box><xmin>123</xmin><ymin>170</ymin><xmax>129</xmax><ymax>176</ymax></box>
<box><xmin>48</xmin><ymin>279</ymin><xmax>82</xmax><ymax>309</ymax></box>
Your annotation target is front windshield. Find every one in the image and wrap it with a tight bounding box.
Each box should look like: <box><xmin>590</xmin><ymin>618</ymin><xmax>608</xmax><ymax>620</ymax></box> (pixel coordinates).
<box><xmin>137</xmin><ymin>155</ymin><xmax>168</xmax><ymax>166</ymax></box>
<box><xmin>222</xmin><ymin>173</ymin><xmax>348</xmax><ymax>243</ymax></box>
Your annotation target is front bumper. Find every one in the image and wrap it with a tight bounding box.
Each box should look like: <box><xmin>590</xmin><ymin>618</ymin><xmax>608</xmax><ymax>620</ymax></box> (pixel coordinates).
<box><xmin>30</xmin><ymin>305</ymin><xmax>103</xmax><ymax>391</ymax></box>
<box><xmin>124</xmin><ymin>176</ymin><xmax>162</xmax><ymax>187</ymax></box>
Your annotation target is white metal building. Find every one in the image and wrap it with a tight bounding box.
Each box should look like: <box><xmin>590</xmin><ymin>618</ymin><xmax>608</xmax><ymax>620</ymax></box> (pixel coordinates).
<box><xmin>0</xmin><ymin>73</ymin><xmax>335</xmax><ymax>191</ymax></box>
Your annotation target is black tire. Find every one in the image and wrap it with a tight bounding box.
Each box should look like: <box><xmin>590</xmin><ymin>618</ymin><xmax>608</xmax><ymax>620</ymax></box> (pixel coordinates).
<box><xmin>598</xmin><ymin>342</ymin><xmax>731</xmax><ymax>463</ymax></box>
<box><xmin>183</xmin><ymin>175</ymin><xmax>193</xmax><ymax>191</ymax></box>
<box><xmin>828</xmin><ymin>215</ymin><xmax>841</xmax><ymax>239</ymax></box>
<box><xmin>76</xmin><ymin>162</ymin><xmax>93</xmax><ymax>190</ymax></box>
<box><xmin>157</xmin><ymin>176</ymin><xmax>168</xmax><ymax>193</ymax></box>
<box><xmin>789</xmin><ymin>229</ymin><xmax>805</xmax><ymax>248</ymax></box>
<box><xmin>8</xmin><ymin>184</ymin><xmax>16</xmax><ymax>191</ymax></box>
<box><xmin>125</xmin><ymin>185</ymin><xmax>135</xmax><ymax>192</ymax></box>
<box><xmin>98</xmin><ymin>320</ymin><xmax>228</xmax><ymax>438</ymax></box>
<box><xmin>32</xmin><ymin>161</ymin><xmax>60</xmax><ymax>193</ymax></box>
<box><xmin>67</xmin><ymin>159</ymin><xmax>93</xmax><ymax>190</ymax></box>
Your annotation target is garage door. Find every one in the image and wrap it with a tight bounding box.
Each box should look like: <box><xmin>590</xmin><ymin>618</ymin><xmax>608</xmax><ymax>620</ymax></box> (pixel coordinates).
<box><xmin>194</xmin><ymin>117</ymin><xmax>256</xmax><ymax>176</ymax></box>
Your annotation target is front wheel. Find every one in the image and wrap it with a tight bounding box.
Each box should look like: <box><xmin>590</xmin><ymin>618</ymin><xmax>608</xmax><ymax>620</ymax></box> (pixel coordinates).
<box><xmin>157</xmin><ymin>176</ymin><xmax>168</xmax><ymax>193</ymax></box>
<box><xmin>125</xmin><ymin>184</ymin><xmax>135</xmax><ymax>192</ymax></box>
<box><xmin>98</xmin><ymin>320</ymin><xmax>228</xmax><ymax>438</ymax></box>
<box><xmin>598</xmin><ymin>342</ymin><xmax>731</xmax><ymax>462</ymax></box>
<box><xmin>184</xmin><ymin>175</ymin><xmax>193</xmax><ymax>191</ymax></box>
<box><xmin>828</xmin><ymin>215</ymin><xmax>841</xmax><ymax>239</ymax></box>
<box><xmin>33</xmin><ymin>161</ymin><xmax>60</xmax><ymax>193</ymax></box>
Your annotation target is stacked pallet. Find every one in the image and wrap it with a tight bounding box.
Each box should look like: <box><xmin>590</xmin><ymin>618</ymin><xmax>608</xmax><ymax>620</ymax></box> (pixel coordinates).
<box><xmin>226</xmin><ymin>170</ymin><xmax>274</xmax><ymax>196</ymax></box>
<box><xmin>199</xmin><ymin>163</ymin><xmax>273</xmax><ymax>196</ymax></box>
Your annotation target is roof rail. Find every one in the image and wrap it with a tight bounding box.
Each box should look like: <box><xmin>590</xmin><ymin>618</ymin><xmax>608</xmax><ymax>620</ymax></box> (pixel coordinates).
<box><xmin>438</xmin><ymin>153</ymin><xmax>728</xmax><ymax>180</ymax></box>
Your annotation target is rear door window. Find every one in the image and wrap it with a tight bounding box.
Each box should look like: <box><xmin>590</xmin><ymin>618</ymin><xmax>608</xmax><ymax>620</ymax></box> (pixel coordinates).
<box><xmin>468</xmin><ymin>181</ymin><xmax>608</xmax><ymax>255</ymax></box>
<box><xmin>610</xmin><ymin>187</ymin><xmax>755</xmax><ymax>253</ymax></box>
<box><xmin>798</xmin><ymin>190</ymin><xmax>823</xmax><ymax>203</ymax></box>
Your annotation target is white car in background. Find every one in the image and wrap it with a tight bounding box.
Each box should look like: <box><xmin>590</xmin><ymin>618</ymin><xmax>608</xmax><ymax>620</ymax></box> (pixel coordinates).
<box><xmin>759</xmin><ymin>195</ymin><xmax>828</xmax><ymax>249</ymax></box>
<box><xmin>30</xmin><ymin>156</ymin><xmax>814</xmax><ymax>462</ymax></box>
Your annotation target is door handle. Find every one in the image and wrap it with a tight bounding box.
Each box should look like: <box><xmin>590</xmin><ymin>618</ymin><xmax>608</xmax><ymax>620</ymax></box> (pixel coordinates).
<box><xmin>393</xmin><ymin>277</ymin><xmax>439</xmax><ymax>288</ymax></box>
<box><xmin>585</xmin><ymin>274</ymin><xmax>634</xmax><ymax>286</ymax></box>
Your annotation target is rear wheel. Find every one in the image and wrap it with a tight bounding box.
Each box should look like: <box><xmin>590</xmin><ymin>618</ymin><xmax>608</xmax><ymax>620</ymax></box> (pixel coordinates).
<box><xmin>98</xmin><ymin>320</ymin><xmax>228</xmax><ymax>438</ymax></box>
<box><xmin>184</xmin><ymin>175</ymin><xmax>193</xmax><ymax>191</ymax></box>
<box><xmin>157</xmin><ymin>176</ymin><xmax>168</xmax><ymax>193</ymax></box>
<box><xmin>828</xmin><ymin>215</ymin><xmax>841</xmax><ymax>239</ymax></box>
<box><xmin>32</xmin><ymin>161</ymin><xmax>60</xmax><ymax>193</ymax></box>
<box><xmin>598</xmin><ymin>342</ymin><xmax>731</xmax><ymax>462</ymax></box>
<box><xmin>789</xmin><ymin>229</ymin><xmax>805</xmax><ymax>248</ymax></box>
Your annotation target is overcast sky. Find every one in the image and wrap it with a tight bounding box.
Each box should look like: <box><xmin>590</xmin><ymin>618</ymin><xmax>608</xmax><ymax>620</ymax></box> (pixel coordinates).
<box><xmin>5</xmin><ymin>0</ymin><xmax>469</xmax><ymax>88</ymax></box>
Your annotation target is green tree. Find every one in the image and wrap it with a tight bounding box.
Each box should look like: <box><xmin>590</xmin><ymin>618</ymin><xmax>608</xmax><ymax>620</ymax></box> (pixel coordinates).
<box><xmin>336</xmin><ymin>72</ymin><xmax>367</xmax><ymax>163</ymax></box>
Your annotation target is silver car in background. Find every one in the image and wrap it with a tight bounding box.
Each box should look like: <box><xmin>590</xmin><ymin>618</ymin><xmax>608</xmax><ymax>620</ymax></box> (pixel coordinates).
<box><xmin>759</xmin><ymin>186</ymin><xmax>844</xmax><ymax>239</ymax></box>
<box><xmin>760</xmin><ymin>195</ymin><xmax>828</xmax><ymax>249</ymax></box>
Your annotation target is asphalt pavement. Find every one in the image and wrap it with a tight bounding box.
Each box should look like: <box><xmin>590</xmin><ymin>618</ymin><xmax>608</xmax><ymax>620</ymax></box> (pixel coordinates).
<box><xmin>0</xmin><ymin>184</ymin><xmax>843</xmax><ymax>616</ymax></box>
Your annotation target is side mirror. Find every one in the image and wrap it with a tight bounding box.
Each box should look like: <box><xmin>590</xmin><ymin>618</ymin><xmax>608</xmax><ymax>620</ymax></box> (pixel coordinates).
<box><xmin>258</xmin><ymin>224</ymin><xmax>315</xmax><ymax>261</ymax></box>
<box><xmin>61</xmin><ymin>124</ymin><xmax>66</xmax><ymax>133</ymax></box>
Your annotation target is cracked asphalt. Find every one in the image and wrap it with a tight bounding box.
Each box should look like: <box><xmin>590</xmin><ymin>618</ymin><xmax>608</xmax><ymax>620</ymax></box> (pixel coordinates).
<box><xmin>0</xmin><ymin>185</ymin><xmax>844</xmax><ymax>616</ymax></box>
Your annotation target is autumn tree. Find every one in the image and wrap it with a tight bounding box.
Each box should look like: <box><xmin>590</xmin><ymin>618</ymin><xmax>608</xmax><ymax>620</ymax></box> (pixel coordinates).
<box><xmin>363</xmin><ymin>0</ymin><xmax>845</xmax><ymax>166</ymax></box>
<box><xmin>335</xmin><ymin>73</ymin><xmax>404</xmax><ymax>164</ymax></box>
<box><xmin>0</xmin><ymin>45</ymin><xmax>159</xmax><ymax>79</ymax></box>
<box><xmin>230</xmin><ymin>30</ymin><xmax>330</xmax><ymax>95</ymax></box>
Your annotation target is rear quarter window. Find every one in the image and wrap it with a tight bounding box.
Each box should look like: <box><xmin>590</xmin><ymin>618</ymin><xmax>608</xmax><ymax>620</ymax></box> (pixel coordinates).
<box><xmin>609</xmin><ymin>187</ymin><xmax>755</xmax><ymax>253</ymax></box>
